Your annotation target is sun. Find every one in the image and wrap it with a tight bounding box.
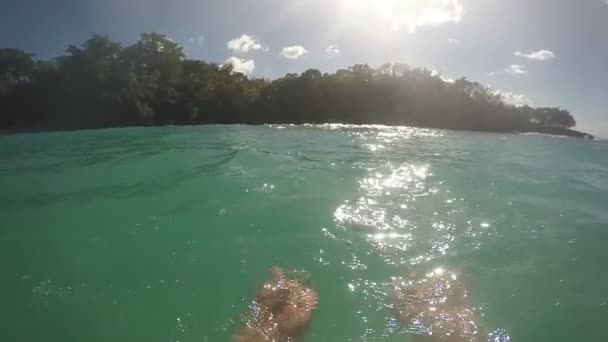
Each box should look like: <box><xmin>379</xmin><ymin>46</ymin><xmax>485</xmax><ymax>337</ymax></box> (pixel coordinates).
<box><xmin>335</xmin><ymin>0</ymin><xmax>464</xmax><ymax>33</ymax></box>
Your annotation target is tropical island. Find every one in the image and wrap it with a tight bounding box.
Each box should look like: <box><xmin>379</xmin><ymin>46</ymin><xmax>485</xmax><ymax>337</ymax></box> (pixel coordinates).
<box><xmin>0</xmin><ymin>33</ymin><xmax>594</xmax><ymax>139</ymax></box>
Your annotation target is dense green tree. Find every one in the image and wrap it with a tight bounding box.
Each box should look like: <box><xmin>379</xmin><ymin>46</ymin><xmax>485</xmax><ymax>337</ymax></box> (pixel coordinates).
<box><xmin>0</xmin><ymin>49</ymin><xmax>36</xmax><ymax>89</ymax></box>
<box><xmin>0</xmin><ymin>49</ymin><xmax>59</xmax><ymax>128</ymax></box>
<box><xmin>118</xmin><ymin>33</ymin><xmax>185</xmax><ymax>125</ymax></box>
<box><xmin>53</xmin><ymin>35</ymin><xmax>124</xmax><ymax>128</ymax></box>
<box><xmin>0</xmin><ymin>33</ymin><xmax>583</xmax><ymax>137</ymax></box>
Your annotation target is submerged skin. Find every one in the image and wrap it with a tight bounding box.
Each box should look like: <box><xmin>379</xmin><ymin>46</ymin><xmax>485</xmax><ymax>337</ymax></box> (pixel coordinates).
<box><xmin>232</xmin><ymin>267</ymin><xmax>318</xmax><ymax>342</ymax></box>
<box><xmin>392</xmin><ymin>268</ymin><xmax>487</xmax><ymax>342</ymax></box>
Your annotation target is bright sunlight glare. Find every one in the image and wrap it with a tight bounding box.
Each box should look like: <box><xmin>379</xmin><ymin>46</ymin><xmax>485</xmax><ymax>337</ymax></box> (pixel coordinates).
<box><xmin>337</xmin><ymin>0</ymin><xmax>464</xmax><ymax>33</ymax></box>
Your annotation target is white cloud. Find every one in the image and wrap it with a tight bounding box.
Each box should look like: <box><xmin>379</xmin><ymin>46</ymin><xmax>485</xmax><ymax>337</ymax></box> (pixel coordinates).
<box><xmin>325</xmin><ymin>45</ymin><xmax>340</xmax><ymax>55</ymax></box>
<box><xmin>430</xmin><ymin>69</ymin><xmax>455</xmax><ymax>83</ymax></box>
<box><xmin>448</xmin><ymin>38</ymin><xmax>460</xmax><ymax>45</ymax></box>
<box><xmin>493</xmin><ymin>90</ymin><xmax>534</xmax><ymax>107</ymax></box>
<box><xmin>514</xmin><ymin>49</ymin><xmax>556</xmax><ymax>61</ymax></box>
<box><xmin>188</xmin><ymin>35</ymin><xmax>205</xmax><ymax>46</ymax></box>
<box><xmin>506</xmin><ymin>64</ymin><xmax>528</xmax><ymax>74</ymax></box>
<box><xmin>227</xmin><ymin>34</ymin><xmax>263</xmax><ymax>53</ymax></box>
<box><xmin>487</xmin><ymin>71</ymin><xmax>496</xmax><ymax>77</ymax></box>
<box><xmin>224</xmin><ymin>57</ymin><xmax>255</xmax><ymax>76</ymax></box>
<box><xmin>335</xmin><ymin>0</ymin><xmax>463</xmax><ymax>33</ymax></box>
<box><xmin>389</xmin><ymin>0</ymin><xmax>464</xmax><ymax>33</ymax></box>
<box><xmin>281</xmin><ymin>45</ymin><xmax>309</xmax><ymax>59</ymax></box>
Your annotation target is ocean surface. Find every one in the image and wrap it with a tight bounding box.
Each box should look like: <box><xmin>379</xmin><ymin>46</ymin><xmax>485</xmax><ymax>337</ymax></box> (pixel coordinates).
<box><xmin>1</xmin><ymin>124</ymin><xmax>607</xmax><ymax>342</ymax></box>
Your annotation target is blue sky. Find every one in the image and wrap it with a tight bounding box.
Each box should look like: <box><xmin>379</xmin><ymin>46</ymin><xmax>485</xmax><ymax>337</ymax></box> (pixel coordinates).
<box><xmin>1</xmin><ymin>0</ymin><xmax>607</xmax><ymax>137</ymax></box>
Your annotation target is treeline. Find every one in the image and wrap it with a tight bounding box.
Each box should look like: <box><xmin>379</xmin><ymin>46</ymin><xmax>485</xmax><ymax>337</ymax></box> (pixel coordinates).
<box><xmin>1</xmin><ymin>33</ymin><xmax>577</xmax><ymax>133</ymax></box>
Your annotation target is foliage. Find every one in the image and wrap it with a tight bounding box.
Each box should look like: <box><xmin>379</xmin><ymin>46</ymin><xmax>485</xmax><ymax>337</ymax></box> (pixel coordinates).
<box><xmin>0</xmin><ymin>33</ymin><xmax>577</xmax><ymax>133</ymax></box>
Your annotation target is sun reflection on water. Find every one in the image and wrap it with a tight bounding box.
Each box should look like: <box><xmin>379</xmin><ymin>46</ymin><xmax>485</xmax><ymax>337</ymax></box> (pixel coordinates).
<box><xmin>319</xmin><ymin>125</ymin><xmax>508</xmax><ymax>340</ymax></box>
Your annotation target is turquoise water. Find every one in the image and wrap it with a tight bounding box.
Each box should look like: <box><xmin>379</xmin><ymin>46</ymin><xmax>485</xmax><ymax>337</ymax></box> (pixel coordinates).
<box><xmin>1</xmin><ymin>125</ymin><xmax>607</xmax><ymax>341</ymax></box>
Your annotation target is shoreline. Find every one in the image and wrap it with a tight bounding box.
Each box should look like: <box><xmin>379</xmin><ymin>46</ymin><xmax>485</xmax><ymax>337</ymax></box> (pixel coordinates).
<box><xmin>0</xmin><ymin>123</ymin><xmax>595</xmax><ymax>140</ymax></box>
<box><xmin>518</xmin><ymin>127</ymin><xmax>594</xmax><ymax>140</ymax></box>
